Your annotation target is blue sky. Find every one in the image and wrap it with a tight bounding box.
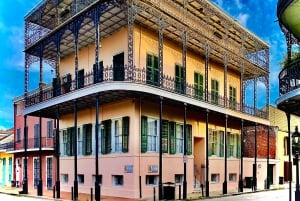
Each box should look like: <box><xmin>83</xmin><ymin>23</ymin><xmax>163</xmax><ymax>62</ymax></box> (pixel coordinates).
<box><xmin>0</xmin><ymin>0</ymin><xmax>286</xmax><ymax>130</ymax></box>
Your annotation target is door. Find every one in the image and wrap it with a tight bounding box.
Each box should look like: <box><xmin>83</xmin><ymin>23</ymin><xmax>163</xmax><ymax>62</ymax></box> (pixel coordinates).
<box><xmin>268</xmin><ymin>164</ymin><xmax>274</xmax><ymax>185</ymax></box>
<box><xmin>2</xmin><ymin>158</ymin><xmax>6</xmax><ymax>185</ymax></box>
<box><xmin>113</xmin><ymin>52</ymin><xmax>124</xmax><ymax>81</ymax></box>
<box><xmin>46</xmin><ymin>157</ymin><xmax>53</xmax><ymax>189</ymax></box>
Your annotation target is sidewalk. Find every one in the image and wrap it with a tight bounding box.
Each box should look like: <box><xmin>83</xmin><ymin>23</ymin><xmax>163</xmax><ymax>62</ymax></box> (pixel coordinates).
<box><xmin>0</xmin><ymin>186</ymin><xmax>139</xmax><ymax>201</ymax></box>
<box><xmin>0</xmin><ymin>184</ymin><xmax>289</xmax><ymax>201</ymax></box>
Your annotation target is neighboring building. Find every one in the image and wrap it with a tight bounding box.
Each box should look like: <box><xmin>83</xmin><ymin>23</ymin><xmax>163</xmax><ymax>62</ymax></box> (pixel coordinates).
<box><xmin>22</xmin><ymin>0</ymin><xmax>269</xmax><ymax>200</ymax></box>
<box><xmin>0</xmin><ymin>129</ymin><xmax>14</xmax><ymax>187</ymax></box>
<box><xmin>270</xmin><ymin>106</ymin><xmax>300</xmax><ymax>185</ymax></box>
<box><xmin>12</xmin><ymin>96</ymin><xmax>56</xmax><ymax>193</ymax></box>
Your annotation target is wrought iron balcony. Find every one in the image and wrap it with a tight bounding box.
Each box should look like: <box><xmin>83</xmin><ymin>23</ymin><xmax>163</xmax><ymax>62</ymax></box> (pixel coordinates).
<box><xmin>279</xmin><ymin>57</ymin><xmax>300</xmax><ymax>96</ymax></box>
<box><xmin>25</xmin><ymin>65</ymin><xmax>267</xmax><ymax>119</ymax></box>
<box><xmin>14</xmin><ymin>137</ymin><xmax>54</xmax><ymax>151</ymax></box>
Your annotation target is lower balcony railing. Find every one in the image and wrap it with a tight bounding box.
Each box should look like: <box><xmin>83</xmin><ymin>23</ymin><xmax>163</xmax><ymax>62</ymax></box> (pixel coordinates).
<box><xmin>25</xmin><ymin>65</ymin><xmax>267</xmax><ymax>119</ymax></box>
<box><xmin>14</xmin><ymin>137</ymin><xmax>54</xmax><ymax>151</ymax></box>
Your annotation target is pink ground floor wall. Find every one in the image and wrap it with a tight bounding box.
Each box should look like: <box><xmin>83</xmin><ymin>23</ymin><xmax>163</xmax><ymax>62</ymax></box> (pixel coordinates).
<box><xmin>58</xmin><ymin>155</ymin><xmax>280</xmax><ymax>199</ymax></box>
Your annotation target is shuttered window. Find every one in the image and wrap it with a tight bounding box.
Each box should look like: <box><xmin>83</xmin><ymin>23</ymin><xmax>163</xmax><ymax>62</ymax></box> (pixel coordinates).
<box><xmin>175</xmin><ymin>64</ymin><xmax>184</xmax><ymax>94</ymax></box>
<box><xmin>211</xmin><ymin>79</ymin><xmax>219</xmax><ymax>105</ymax></box>
<box><xmin>194</xmin><ymin>72</ymin><xmax>203</xmax><ymax>100</ymax></box>
<box><xmin>82</xmin><ymin>124</ymin><xmax>92</xmax><ymax>155</ymax></box>
<box><xmin>101</xmin><ymin>120</ymin><xmax>112</xmax><ymax>154</ymax></box>
<box><xmin>122</xmin><ymin>116</ymin><xmax>130</xmax><ymax>153</ymax></box>
<box><xmin>186</xmin><ymin>124</ymin><xmax>192</xmax><ymax>155</ymax></box>
<box><xmin>146</xmin><ymin>53</ymin><xmax>159</xmax><ymax>86</ymax></box>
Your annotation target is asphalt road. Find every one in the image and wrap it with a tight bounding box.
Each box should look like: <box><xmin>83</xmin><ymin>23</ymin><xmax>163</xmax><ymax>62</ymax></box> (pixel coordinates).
<box><xmin>199</xmin><ymin>188</ymin><xmax>290</xmax><ymax>201</ymax></box>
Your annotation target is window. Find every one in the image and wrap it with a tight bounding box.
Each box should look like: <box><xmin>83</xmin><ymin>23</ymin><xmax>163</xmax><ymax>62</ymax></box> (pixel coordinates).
<box><xmin>170</xmin><ymin>122</ymin><xmax>192</xmax><ymax>155</ymax></box>
<box><xmin>46</xmin><ymin>157</ymin><xmax>53</xmax><ymax>189</ymax></box>
<box><xmin>176</xmin><ymin>124</ymin><xmax>184</xmax><ymax>153</ymax></box>
<box><xmin>208</xmin><ymin>130</ymin><xmax>224</xmax><ymax>157</ymax></box>
<box><xmin>161</xmin><ymin>120</ymin><xmax>169</xmax><ymax>153</ymax></box>
<box><xmin>16</xmin><ymin>103</ymin><xmax>22</xmax><ymax>116</ymax></box>
<box><xmin>146</xmin><ymin>53</ymin><xmax>159</xmax><ymax>86</ymax></box>
<box><xmin>63</xmin><ymin>128</ymin><xmax>74</xmax><ymax>156</ymax></box>
<box><xmin>77</xmin><ymin>174</ymin><xmax>84</xmax><ymax>184</ymax></box>
<box><xmin>78</xmin><ymin>128</ymin><xmax>82</xmax><ymax>156</ymax></box>
<box><xmin>211</xmin><ymin>79</ymin><xmax>219</xmax><ymax>105</ymax></box>
<box><xmin>141</xmin><ymin>116</ymin><xmax>158</xmax><ymax>153</ymax></box>
<box><xmin>101</xmin><ymin>120</ymin><xmax>112</xmax><ymax>154</ymax></box>
<box><xmin>83</xmin><ymin>124</ymin><xmax>92</xmax><ymax>155</ymax></box>
<box><xmin>33</xmin><ymin>158</ymin><xmax>40</xmax><ymax>188</ymax></box>
<box><xmin>227</xmin><ymin>132</ymin><xmax>235</xmax><ymax>157</ymax></box>
<box><xmin>194</xmin><ymin>72</ymin><xmax>203</xmax><ymax>100</ymax></box>
<box><xmin>175</xmin><ymin>174</ymin><xmax>183</xmax><ymax>184</ymax></box>
<box><xmin>8</xmin><ymin>157</ymin><xmax>12</xmax><ymax>182</ymax></box>
<box><xmin>146</xmin><ymin>175</ymin><xmax>158</xmax><ymax>185</ymax></box>
<box><xmin>211</xmin><ymin>174</ymin><xmax>219</xmax><ymax>183</ymax></box>
<box><xmin>16</xmin><ymin>128</ymin><xmax>21</xmax><ymax>143</ymax></box>
<box><xmin>113</xmin><ymin>117</ymin><xmax>130</xmax><ymax>153</ymax></box>
<box><xmin>34</xmin><ymin>123</ymin><xmax>40</xmax><ymax>148</ymax></box>
<box><xmin>229</xmin><ymin>86</ymin><xmax>237</xmax><ymax>110</ymax></box>
<box><xmin>93</xmin><ymin>61</ymin><xmax>103</xmax><ymax>83</ymax></box>
<box><xmin>113</xmin><ymin>175</ymin><xmax>123</xmax><ymax>186</ymax></box>
<box><xmin>62</xmin><ymin>174</ymin><xmax>69</xmax><ymax>184</ymax></box>
<box><xmin>47</xmin><ymin>120</ymin><xmax>53</xmax><ymax>138</ymax></box>
<box><xmin>175</xmin><ymin>64</ymin><xmax>185</xmax><ymax>94</ymax></box>
<box><xmin>229</xmin><ymin>173</ymin><xmax>237</xmax><ymax>182</ymax></box>
<box><xmin>77</xmin><ymin>69</ymin><xmax>85</xmax><ymax>89</ymax></box>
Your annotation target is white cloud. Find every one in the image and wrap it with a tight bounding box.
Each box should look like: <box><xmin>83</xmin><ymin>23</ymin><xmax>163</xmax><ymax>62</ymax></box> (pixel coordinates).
<box><xmin>236</xmin><ymin>13</ymin><xmax>248</xmax><ymax>26</ymax></box>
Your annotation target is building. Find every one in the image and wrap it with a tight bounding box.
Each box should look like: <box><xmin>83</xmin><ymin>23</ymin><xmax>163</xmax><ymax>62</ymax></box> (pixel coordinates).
<box><xmin>276</xmin><ymin>0</ymin><xmax>300</xmax><ymax>200</ymax></box>
<box><xmin>22</xmin><ymin>0</ymin><xmax>269</xmax><ymax>200</ymax></box>
<box><xmin>0</xmin><ymin>129</ymin><xmax>14</xmax><ymax>187</ymax></box>
<box><xmin>12</xmin><ymin>96</ymin><xmax>56</xmax><ymax>195</ymax></box>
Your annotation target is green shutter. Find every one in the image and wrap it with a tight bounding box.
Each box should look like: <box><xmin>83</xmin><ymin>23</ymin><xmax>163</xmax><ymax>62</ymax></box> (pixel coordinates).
<box><xmin>82</xmin><ymin>124</ymin><xmax>87</xmax><ymax>155</ymax></box>
<box><xmin>101</xmin><ymin>120</ymin><xmax>111</xmax><ymax>154</ymax></box>
<box><xmin>236</xmin><ymin>134</ymin><xmax>241</xmax><ymax>158</ymax></box>
<box><xmin>208</xmin><ymin>129</ymin><xmax>213</xmax><ymax>156</ymax></box>
<box><xmin>141</xmin><ymin>116</ymin><xmax>148</xmax><ymax>153</ymax></box>
<box><xmin>169</xmin><ymin>121</ymin><xmax>176</xmax><ymax>154</ymax></box>
<box><xmin>122</xmin><ymin>116</ymin><xmax>130</xmax><ymax>153</ymax></box>
<box><xmin>186</xmin><ymin>124</ymin><xmax>192</xmax><ymax>155</ymax></box>
<box><xmin>66</xmin><ymin>127</ymin><xmax>74</xmax><ymax>156</ymax></box>
<box><xmin>162</xmin><ymin>120</ymin><xmax>169</xmax><ymax>153</ymax></box>
<box><xmin>194</xmin><ymin>72</ymin><xmax>203</xmax><ymax>100</ymax></box>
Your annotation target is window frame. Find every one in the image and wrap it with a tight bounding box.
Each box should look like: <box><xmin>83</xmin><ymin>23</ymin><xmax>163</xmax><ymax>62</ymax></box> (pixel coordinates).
<box><xmin>146</xmin><ymin>53</ymin><xmax>159</xmax><ymax>86</ymax></box>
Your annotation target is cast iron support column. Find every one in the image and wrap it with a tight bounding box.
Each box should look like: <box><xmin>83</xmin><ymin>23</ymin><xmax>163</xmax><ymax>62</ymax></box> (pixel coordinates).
<box><xmin>21</xmin><ymin>115</ymin><xmax>28</xmax><ymax>194</ymax></box>
<box><xmin>56</xmin><ymin>105</ymin><xmax>60</xmax><ymax>198</ymax></box>
<box><xmin>205</xmin><ymin>109</ymin><xmax>209</xmax><ymax>197</ymax></box>
<box><xmin>37</xmin><ymin>111</ymin><xmax>43</xmax><ymax>196</ymax></box>
<box><xmin>266</xmin><ymin>126</ymin><xmax>270</xmax><ymax>189</ymax></box>
<box><xmin>95</xmin><ymin>94</ymin><xmax>100</xmax><ymax>201</ymax></box>
<box><xmin>286</xmin><ymin>112</ymin><xmax>292</xmax><ymax>201</ymax></box>
<box><xmin>183</xmin><ymin>103</ymin><xmax>187</xmax><ymax>199</ymax></box>
<box><xmin>239</xmin><ymin>119</ymin><xmax>244</xmax><ymax>192</ymax></box>
<box><xmin>253</xmin><ymin>123</ymin><xmax>257</xmax><ymax>191</ymax></box>
<box><xmin>295</xmin><ymin>152</ymin><xmax>300</xmax><ymax>201</ymax></box>
<box><xmin>223</xmin><ymin>115</ymin><xmax>228</xmax><ymax>194</ymax></box>
<box><xmin>74</xmin><ymin>100</ymin><xmax>78</xmax><ymax>200</ymax></box>
<box><xmin>158</xmin><ymin>97</ymin><xmax>163</xmax><ymax>200</ymax></box>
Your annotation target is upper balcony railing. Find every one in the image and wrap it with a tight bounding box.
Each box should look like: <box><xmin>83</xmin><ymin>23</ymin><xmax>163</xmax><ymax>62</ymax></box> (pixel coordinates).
<box><xmin>25</xmin><ymin>65</ymin><xmax>267</xmax><ymax>119</ymax></box>
<box><xmin>279</xmin><ymin>57</ymin><xmax>300</xmax><ymax>96</ymax></box>
<box><xmin>0</xmin><ymin>142</ymin><xmax>14</xmax><ymax>152</ymax></box>
<box><xmin>14</xmin><ymin>137</ymin><xmax>54</xmax><ymax>151</ymax></box>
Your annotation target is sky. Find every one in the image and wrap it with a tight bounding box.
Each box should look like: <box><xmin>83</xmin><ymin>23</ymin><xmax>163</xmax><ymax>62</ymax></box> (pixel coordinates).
<box><xmin>0</xmin><ymin>0</ymin><xmax>287</xmax><ymax>130</ymax></box>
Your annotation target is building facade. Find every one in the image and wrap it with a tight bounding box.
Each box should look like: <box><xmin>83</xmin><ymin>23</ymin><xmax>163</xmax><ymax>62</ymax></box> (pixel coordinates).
<box><xmin>12</xmin><ymin>97</ymin><xmax>56</xmax><ymax>194</ymax></box>
<box><xmin>22</xmin><ymin>0</ymin><xmax>269</xmax><ymax>199</ymax></box>
<box><xmin>0</xmin><ymin>130</ymin><xmax>14</xmax><ymax>187</ymax></box>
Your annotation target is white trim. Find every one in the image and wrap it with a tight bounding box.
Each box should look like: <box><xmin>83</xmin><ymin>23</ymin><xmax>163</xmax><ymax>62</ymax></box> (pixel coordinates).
<box><xmin>24</xmin><ymin>82</ymin><xmax>269</xmax><ymax>125</ymax></box>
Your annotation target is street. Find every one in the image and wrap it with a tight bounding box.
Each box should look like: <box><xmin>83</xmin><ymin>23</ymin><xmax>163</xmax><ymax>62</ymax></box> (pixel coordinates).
<box><xmin>0</xmin><ymin>188</ymin><xmax>291</xmax><ymax>201</ymax></box>
<box><xmin>200</xmin><ymin>189</ymin><xmax>289</xmax><ymax>201</ymax></box>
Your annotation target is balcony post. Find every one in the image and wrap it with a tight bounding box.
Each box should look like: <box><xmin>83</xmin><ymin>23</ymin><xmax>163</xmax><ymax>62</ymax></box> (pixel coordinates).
<box><xmin>253</xmin><ymin>123</ymin><xmax>257</xmax><ymax>191</ymax></box>
<box><xmin>73</xmin><ymin>99</ymin><xmax>78</xmax><ymax>200</ymax></box>
<box><xmin>56</xmin><ymin>105</ymin><xmax>60</xmax><ymax>198</ymax></box>
<box><xmin>37</xmin><ymin>111</ymin><xmax>43</xmax><ymax>196</ymax></box>
<box><xmin>183</xmin><ymin>103</ymin><xmax>187</xmax><ymax>199</ymax></box>
<box><xmin>205</xmin><ymin>109</ymin><xmax>209</xmax><ymax>197</ymax></box>
<box><xmin>223</xmin><ymin>115</ymin><xmax>228</xmax><ymax>194</ymax></box>
<box><xmin>20</xmin><ymin>115</ymin><xmax>28</xmax><ymax>194</ymax></box>
<box><xmin>158</xmin><ymin>96</ymin><xmax>163</xmax><ymax>200</ymax></box>
<box><xmin>239</xmin><ymin>119</ymin><xmax>244</xmax><ymax>192</ymax></box>
<box><xmin>95</xmin><ymin>94</ymin><xmax>100</xmax><ymax>201</ymax></box>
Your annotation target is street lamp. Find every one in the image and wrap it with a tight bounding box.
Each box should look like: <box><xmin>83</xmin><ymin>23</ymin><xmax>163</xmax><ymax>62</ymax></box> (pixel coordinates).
<box><xmin>292</xmin><ymin>126</ymin><xmax>300</xmax><ymax>201</ymax></box>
